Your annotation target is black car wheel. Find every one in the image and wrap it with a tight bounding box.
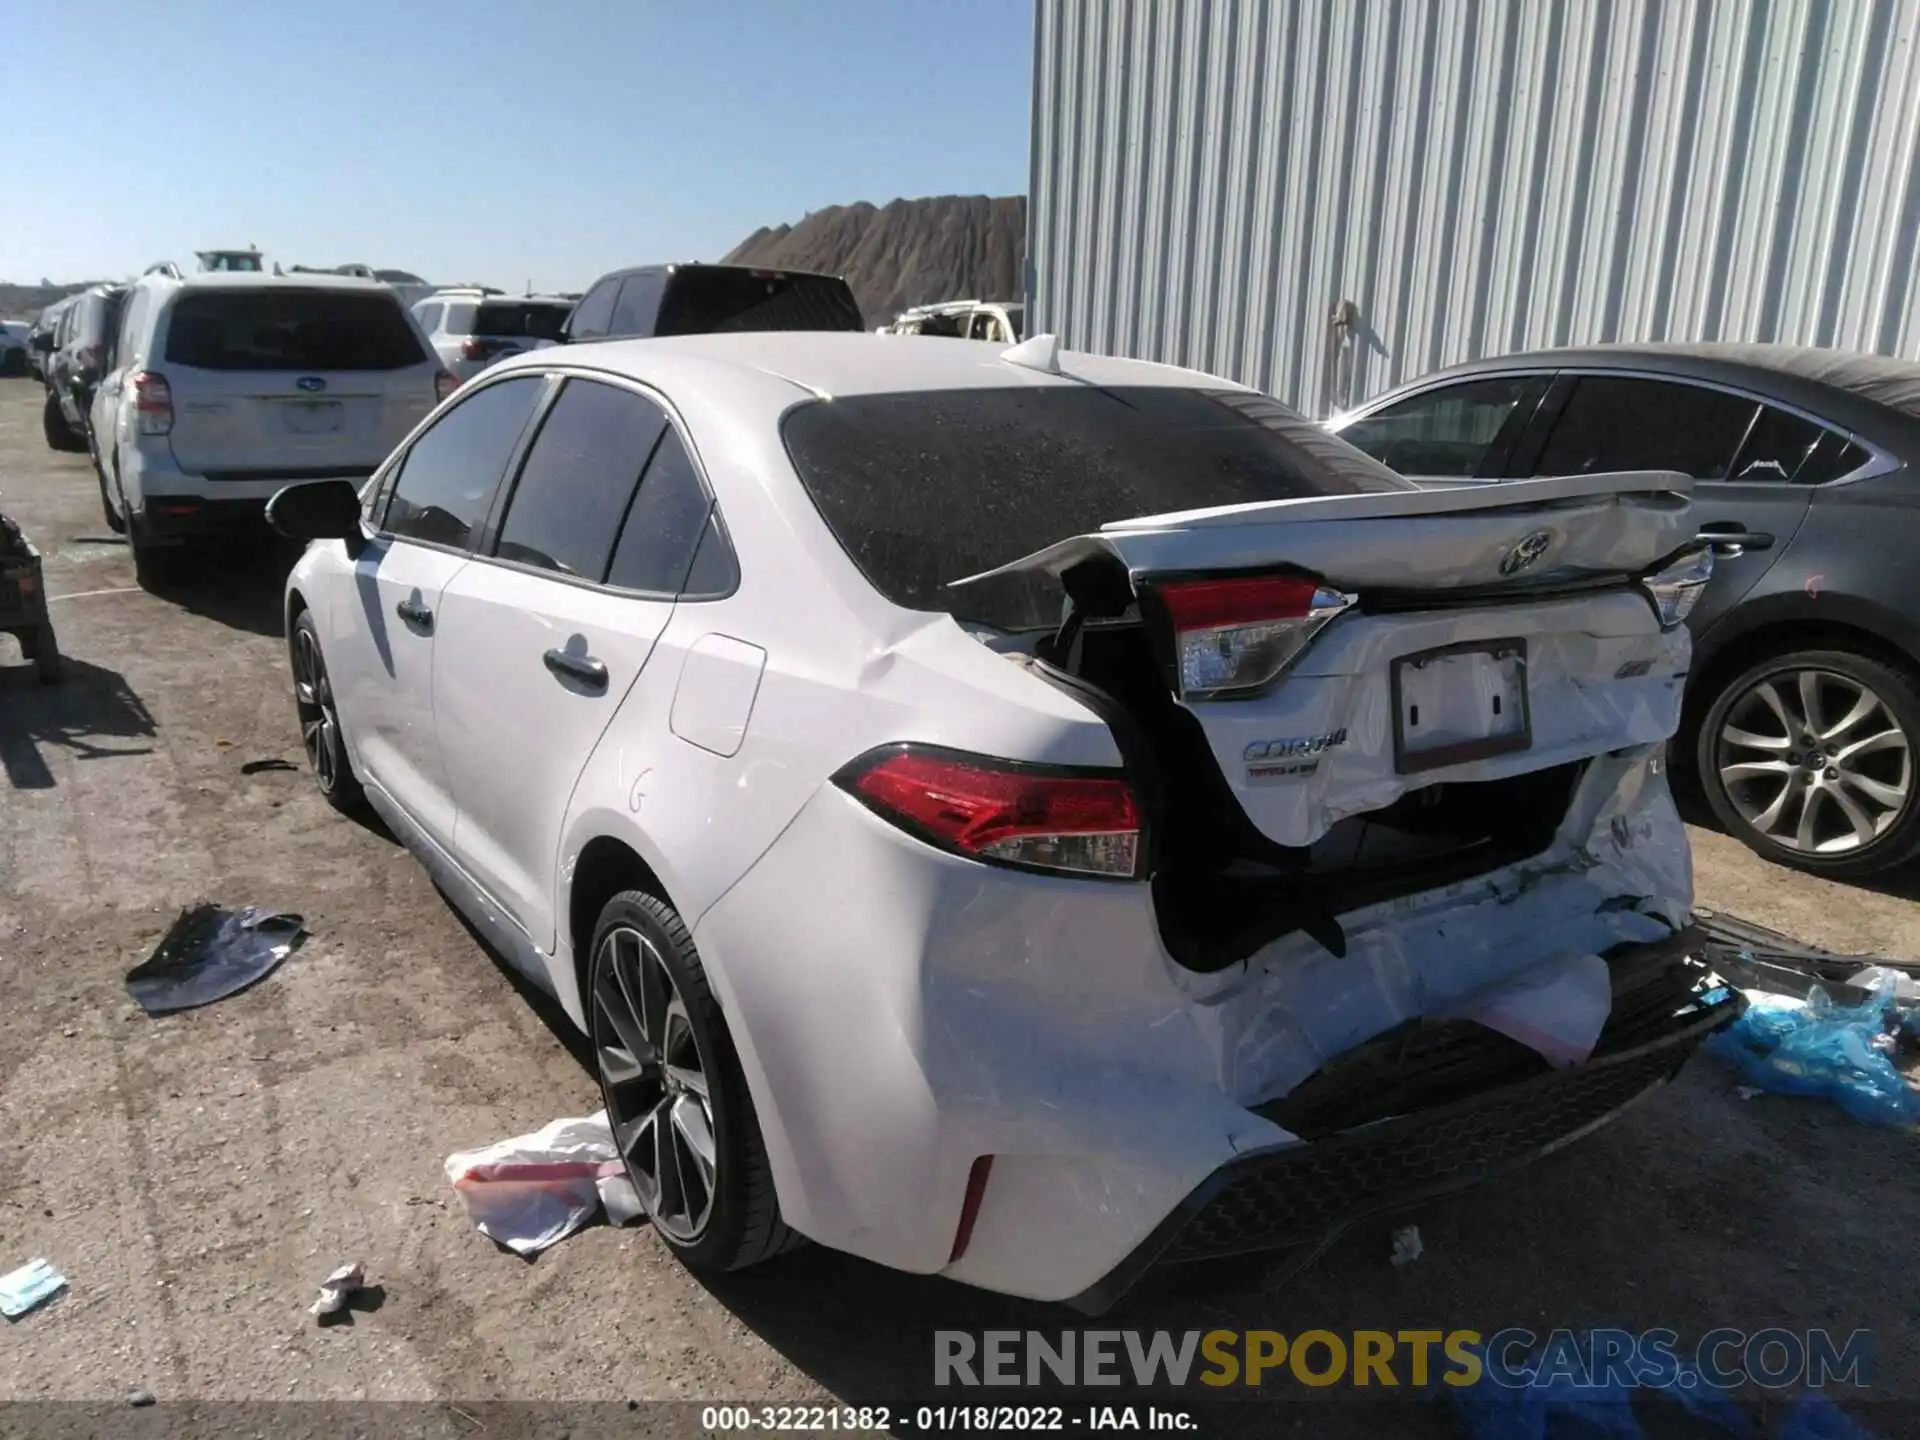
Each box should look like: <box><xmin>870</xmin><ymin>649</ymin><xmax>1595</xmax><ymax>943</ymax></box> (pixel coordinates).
<box><xmin>588</xmin><ymin>889</ymin><xmax>799</xmax><ymax>1273</ymax></box>
<box><xmin>290</xmin><ymin>610</ymin><xmax>364</xmax><ymax>813</ymax></box>
<box><xmin>42</xmin><ymin>389</ymin><xmax>85</xmax><ymax>453</ymax></box>
<box><xmin>93</xmin><ymin>435</ymin><xmax>126</xmax><ymax>535</ymax></box>
<box><xmin>1697</xmin><ymin>648</ymin><xmax>1920</xmax><ymax>877</ymax></box>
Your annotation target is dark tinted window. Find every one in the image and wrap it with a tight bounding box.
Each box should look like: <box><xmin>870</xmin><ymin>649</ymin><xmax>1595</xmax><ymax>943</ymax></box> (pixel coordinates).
<box><xmin>475</xmin><ymin>302</ymin><xmax>570</xmax><ymax>341</ymax></box>
<box><xmin>781</xmin><ymin>386</ymin><xmax>1413</xmax><ymax>631</ymax></box>
<box><xmin>384</xmin><ymin>377</ymin><xmax>543</xmax><ymax>547</ymax></box>
<box><xmin>656</xmin><ymin>269</ymin><xmax>864</xmax><ymax>336</ymax></box>
<box><xmin>566</xmin><ymin>278</ymin><xmax>620</xmax><ymax>340</ymax></box>
<box><xmin>1730</xmin><ymin>407</ymin><xmax>1824</xmax><ymax>484</ymax></box>
<box><xmin>1533</xmin><ymin>377</ymin><xmax>1758</xmax><ymax>480</ymax></box>
<box><xmin>495</xmin><ymin>379</ymin><xmax>668</xmax><ymax>580</ymax></box>
<box><xmin>681</xmin><ymin>515</ymin><xmax>740</xmax><ymax>598</ymax></box>
<box><xmin>609</xmin><ymin>273</ymin><xmax>667</xmax><ymax>338</ymax></box>
<box><xmin>1798</xmin><ymin>432</ymin><xmax>1870</xmax><ymax>484</ymax></box>
<box><xmin>163</xmin><ymin>289</ymin><xmax>427</xmax><ymax>371</ymax></box>
<box><xmin>1340</xmin><ymin>376</ymin><xmax>1547</xmax><ymax>477</ymax></box>
<box><xmin>606</xmin><ymin>427</ymin><xmax>714</xmax><ymax>592</ymax></box>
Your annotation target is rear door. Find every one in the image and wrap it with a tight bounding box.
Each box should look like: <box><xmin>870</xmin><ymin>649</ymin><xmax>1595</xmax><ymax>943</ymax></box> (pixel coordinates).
<box><xmin>1511</xmin><ymin>373</ymin><xmax>1816</xmax><ymax>636</ymax></box>
<box><xmin>435</xmin><ymin>375</ymin><xmax>713</xmax><ymax>951</ymax></box>
<box><xmin>155</xmin><ymin>286</ymin><xmax>440</xmax><ymax>480</ymax></box>
<box><xmin>325</xmin><ymin>374</ymin><xmax>547</xmax><ymax>849</ymax></box>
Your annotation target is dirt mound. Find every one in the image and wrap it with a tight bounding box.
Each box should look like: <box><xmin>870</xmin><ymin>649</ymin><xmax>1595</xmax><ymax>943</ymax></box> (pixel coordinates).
<box><xmin>724</xmin><ymin>195</ymin><xmax>1025</xmax><ymax>328</ymax></box>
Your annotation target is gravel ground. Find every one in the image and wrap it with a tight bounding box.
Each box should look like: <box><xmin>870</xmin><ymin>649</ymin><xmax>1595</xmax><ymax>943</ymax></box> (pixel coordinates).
<box><xmin>1</xmin><ymin>378</ymin><xmax>1914</xmax><ymax>1437</ymax></box>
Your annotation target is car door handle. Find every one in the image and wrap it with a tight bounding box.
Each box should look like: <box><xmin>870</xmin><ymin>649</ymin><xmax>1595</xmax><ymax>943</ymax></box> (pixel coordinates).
<box><xmin>395</xmin><ymin>597</ymin><xmax>433</xmax><ymax>629</ymax></box>
<box><xmin>1695</xmin><ymin>524</ymin><xmax>1775</xmax><ymax>556</ymax></box>
<box><xmin>543</xmin><ymin>648</ymin><xmax>608</xmax><ymax>690</ymax></box>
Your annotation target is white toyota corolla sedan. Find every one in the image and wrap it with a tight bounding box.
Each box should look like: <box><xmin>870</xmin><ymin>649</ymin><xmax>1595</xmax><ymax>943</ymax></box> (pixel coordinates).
<box><xmin>271</xmin><ymin>332</ymin><xmax>1742</xmax><ymax>1309</ymax></box>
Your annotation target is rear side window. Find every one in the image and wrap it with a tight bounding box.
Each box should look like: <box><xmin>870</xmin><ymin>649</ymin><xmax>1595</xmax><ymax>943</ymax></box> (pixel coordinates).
<box><xmin>1731</xmin><ymin>406</ymin><xmax>1869</xmax><ymax>485</ymax></box>
<box><xmin>567</xmin><ymin>278</ymin><xmax>620</xmax><ymax>340</ymax></box>
<box><xmin>656</xmin><ymin>270</ymin><xmax>864</xmax><ymax>336</ymax></box>
<box><xmin>1532</xmin><ymin>377</ymin><xmax>1757</xmax><ymax>480</ymax></box>
<box><xmin>384</xmin><ymin>376</ymin><xmax>544</xmax><ymax>548</ymax></box>
<box><xmin>1340</xmin><ymin>376</ymin><xmax>1548</xmax><ymax>477</ymax></box>
<box><xmin>494</xmin><ymin>379</ymin><xmax>668</xmax><ymax>580</ymax></box>
<box><xmin>163</xmin><ymin>290</ymin><xmax>428</xmax><ymax>371</ymax></box>
<box><xmin>781</xmin><ymin>385</ymin><xmax>1413</xmax><ymax>631</ymax></box>
<box><xmin>442</xmin><ymin>303</ymin><xmax>477</xmax><ymax>335</ymax></box>
<box><xmin>475</xmin><ymin>302</ymin><xmax>570</xmax><ymax>341</ymax></box>
<box><xmin>606</xmin><ymin>427</ymin><xmax>715</xmax><ymax>593</ymax></box>
<box><xmin>609</xmin><ymin>273</ymin><xmax>667</xmax><ymax>338</ymax></box>
<box><xmin>414</xmin><ymin>302</ymin><xmax>443</xmax><ymax>333</ymax></box>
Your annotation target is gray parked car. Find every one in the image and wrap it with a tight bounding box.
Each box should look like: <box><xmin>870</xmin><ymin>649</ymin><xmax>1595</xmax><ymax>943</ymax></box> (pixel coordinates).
<box><xmin>1330</xmin><ymin>344</ymin><xmax>1920</xmax><ymax>879</ymax></box>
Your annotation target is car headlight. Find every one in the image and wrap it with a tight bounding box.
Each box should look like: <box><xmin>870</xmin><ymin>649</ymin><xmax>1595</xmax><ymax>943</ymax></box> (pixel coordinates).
<box><xmin>1642</xmin><ymin>547</ymin><xmax>1713</xmax><ymax>630</ymax></box>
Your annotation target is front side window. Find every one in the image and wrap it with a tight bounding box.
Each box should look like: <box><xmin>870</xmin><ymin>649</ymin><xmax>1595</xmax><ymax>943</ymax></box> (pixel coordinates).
<box><xmin>493</xmin><ymin>379</ymin><xmax>668</xmax><ymax>579</ymax></box>
<box><xmin>1532</xmin><ymin>377</ymin><xmax>1758</xmax><ymax>480</ymax></box>
<box><xmin>162</xmin><ymin>289</ymin><xmax>427</xmax><ymax>371</ymax></box>
<box><xmin>1339</xmin><ymin>376</ymin><xmax>1548</xmax><ymax>478</ymax></box>
<box><xmin>383</xmin><ymin>376</ymin><xmax>544</xmax><ymax>548</ymax></box>
<box><xmin>782</xmin><ymin>385</ymin><xmax>1412</xmax><ymax>631</ymax></box>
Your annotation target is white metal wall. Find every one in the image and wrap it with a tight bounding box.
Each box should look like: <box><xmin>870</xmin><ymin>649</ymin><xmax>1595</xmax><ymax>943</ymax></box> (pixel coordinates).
<box><xmin>1027</xmin><ymin>0</ymin><xmax>1920</xmax><ymax>415</ymax></box>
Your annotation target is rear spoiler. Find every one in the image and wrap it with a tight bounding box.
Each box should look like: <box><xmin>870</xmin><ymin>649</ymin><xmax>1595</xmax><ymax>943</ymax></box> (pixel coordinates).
<box><xmin>947</xmin><ymin>470</ymin><xmax>1694</xmax><ymax>593</ymax></box>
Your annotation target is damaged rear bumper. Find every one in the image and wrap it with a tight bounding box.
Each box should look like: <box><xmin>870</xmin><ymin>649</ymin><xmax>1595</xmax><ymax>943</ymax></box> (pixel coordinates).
<box><xmin>1068</xmin><ymin>936</ymin><xmax>1744</xmax><ymax>1314</ymax></box>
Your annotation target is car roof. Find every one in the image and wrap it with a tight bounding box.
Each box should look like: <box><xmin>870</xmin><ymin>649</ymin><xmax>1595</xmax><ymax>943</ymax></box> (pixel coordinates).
<box><xmin>488</xmin><ymin>329</ymin><xmax>1240</xmax><ymax>400</ymax></box>
<box><xmin>593</xmin><ymin>261</ymin><xmax>848</xmax><ymax>285</ymax></box>
<box><xmin>162</xmin><ymin>271</ymin><xmax>396</xmax><ymax>292</ymax></box>
<box><xmin>1388</xmin><ymin>342</ymin><xmax>1920</xmax><ymax>435</ymax></box>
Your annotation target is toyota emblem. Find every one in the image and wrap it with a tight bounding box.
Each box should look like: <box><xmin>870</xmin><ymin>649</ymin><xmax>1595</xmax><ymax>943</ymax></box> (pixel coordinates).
<box><xmin>1500</xmin><ymin>530</ymin><xmax>1553</xmax><ymax>576</ymax></box>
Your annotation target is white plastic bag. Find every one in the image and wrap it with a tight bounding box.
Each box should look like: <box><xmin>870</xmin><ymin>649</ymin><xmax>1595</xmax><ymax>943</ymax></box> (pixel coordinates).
<box><xmin>444</xmin><ymin>1111</ymin><xmax>643</xmax><ymax>1255</ymax></box>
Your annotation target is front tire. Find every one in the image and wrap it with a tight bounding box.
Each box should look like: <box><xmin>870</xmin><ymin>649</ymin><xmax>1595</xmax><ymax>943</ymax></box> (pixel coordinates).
<box><xmin>587</xmin><ymin>890</ymin><xmax>798</xmax><ymax>1273</ymax></box>
<box><xmin>1696</xmin><ymin>647</ymin><xmax>1920</xmax><ymax>878</ymax></box>
<box><xmin>290</xmin><ymin>610</ymin><xmax>364</xmax><ymax>813</ymax></box>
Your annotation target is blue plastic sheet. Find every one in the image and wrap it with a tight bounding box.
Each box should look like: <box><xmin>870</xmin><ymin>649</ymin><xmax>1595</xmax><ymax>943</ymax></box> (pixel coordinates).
<box><xmin>1441</xmin><ymin>1335</ymin><xmax>1875</xmax><ymax>1440</ymax></box>
<box><xmin>1703</xmin><ymin>977</ymin><xmax>1920</xmax><ymax>1130</ymax></box>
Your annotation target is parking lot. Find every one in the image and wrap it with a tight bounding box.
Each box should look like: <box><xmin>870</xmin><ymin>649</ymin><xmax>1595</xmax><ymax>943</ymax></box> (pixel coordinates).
<box><xmin>1</xmin><ymin>371</ymin><xmax>1916</xmax><ymax>1431</ymax></box>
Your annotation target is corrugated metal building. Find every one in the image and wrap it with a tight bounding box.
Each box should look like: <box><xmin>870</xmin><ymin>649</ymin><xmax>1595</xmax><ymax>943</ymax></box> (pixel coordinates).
<box><xmin>1026</xmin><ymin>0</ymin><xmax>1920</xmax><ymax>415</ymax></box>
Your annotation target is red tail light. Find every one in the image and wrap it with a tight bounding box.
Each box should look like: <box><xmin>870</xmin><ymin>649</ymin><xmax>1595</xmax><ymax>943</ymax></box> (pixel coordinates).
<box><xmin>1152</xmin><ymin>572</ymin><xmax>1354</xmax><ymax>701</ymax></box>
<box><xmin>435</xmin><ymin>370</ymin><xmax>459</xmax><ymax>402</ymax></box>
<box><xmin>835</xmin><ymin>746</ymin><xmax>1141</xmax><ymax>879</ymax></box>
<box><xmin>459</xmin><ymin>337</ymin><xmax>488</xmax><ymax>361</ymax></box>
<box><xmin>131</xmin><ymin>371</ymin><xmax>173</xmax><ymax>436</ymax></box>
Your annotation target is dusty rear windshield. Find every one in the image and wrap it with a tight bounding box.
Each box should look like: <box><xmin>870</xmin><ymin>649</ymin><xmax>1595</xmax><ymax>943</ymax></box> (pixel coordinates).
<box><xmin>657</xmin><ymin>271</ymin><xmax>864</xmax><ymax>337</ymax></box>
<box><xmin>782</xmin><ymin>384</ymin><xmax>1413</xmax><ymax>631</ymax></box>
<box><xmin>162</xmin><ymin>290</ymin><xmax>427</xmax><ymax>371</ymax></box>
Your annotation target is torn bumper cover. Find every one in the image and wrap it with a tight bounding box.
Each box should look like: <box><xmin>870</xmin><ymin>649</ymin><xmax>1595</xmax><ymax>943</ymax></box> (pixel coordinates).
<box><xmin>1070</xmin><ymin>931</ymin><xmax>1743</xmax><ymax>1313</ymax></box>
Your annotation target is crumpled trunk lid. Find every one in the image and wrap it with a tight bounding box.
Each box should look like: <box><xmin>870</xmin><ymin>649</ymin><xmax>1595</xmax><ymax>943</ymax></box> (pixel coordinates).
<box><xmin>956</xmin><ymin>470</ymin><xmax>1698</xmax><ymax>850</ymax></box>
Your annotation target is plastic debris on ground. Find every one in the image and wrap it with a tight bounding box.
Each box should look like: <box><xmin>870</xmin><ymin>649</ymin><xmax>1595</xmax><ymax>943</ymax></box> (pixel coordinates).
<box><xmin>124</xmin><ymin>904</ymin><xmax>308</xmax><ymax>1015</ymax></box>
<box><xmin>0</xmin><ymin>1258</ymin><xmax>67</xmax><ymax>1318</ymax></box>
<box><xmin>445</xmin><ymin>1111</ymin><xmax>643</xmax><ymax>1256</ymax></box>
<box><xmin>1389</xmin><ymin>1224</ymin><xmax>1423</xmax><ymax>1268</ymax></box>
<box><xmin>1441</xmin><ymin>1331</ymin><xmax>1877</xmax><ymax>1440</ymax></box>
<box><xmin>309</xmin><ymin>1262</ymin><xmax>365</xmax><ymax>1318</ymax></box>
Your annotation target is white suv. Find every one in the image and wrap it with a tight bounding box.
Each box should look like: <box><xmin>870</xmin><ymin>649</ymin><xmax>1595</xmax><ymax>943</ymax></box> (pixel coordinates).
<box><xmin>92</xmin><ymin>272</ymin><xmax>453</xmax><ymax>587</ymax></box>
<box><xmin>412</xmin><ymin>290</ymin><xmax>572</xmax><ymax>383</ymax></box>
<box><xmin>268</xmin><ymin>332</ymin><xmax>1736</xmax><ymax>1308</ymax></box>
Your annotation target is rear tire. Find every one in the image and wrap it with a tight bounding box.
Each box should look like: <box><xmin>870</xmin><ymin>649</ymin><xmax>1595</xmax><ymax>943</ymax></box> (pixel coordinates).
<box><xmin>42</xmin><ymin>390</ymin><xmax>84</xmax><ymax>453</ymax></box>
<box><xmin>1696</xmin><ymin>647</ymin><xmax>1920</xmax><ymax>878</ymax></box>
<box><xmin>587</xmin><ymin>889</ymin><xmax>800</xmax><ymax>1273</ymax></box>
<box><xmin>129</xmin><ymin>521</ymin><xmax>177</xmax><ymax>592</ymax></box>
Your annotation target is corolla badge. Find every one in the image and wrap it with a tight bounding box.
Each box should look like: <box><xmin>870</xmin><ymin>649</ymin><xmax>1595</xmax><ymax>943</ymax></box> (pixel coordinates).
<box><xmin>1499</xmin><ymin>530</ymin><xmax>1553</xmax><ymax>576</ymax></box>
<box><xmin>295</xmin><ymin>376</ymin><xmax>327</xmax><ymax>393</ymax></box>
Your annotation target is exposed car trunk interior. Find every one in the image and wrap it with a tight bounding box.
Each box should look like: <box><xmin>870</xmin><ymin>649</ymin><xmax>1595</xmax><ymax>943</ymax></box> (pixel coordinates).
<box><xmin>1033</xmin><ymin>614</ymin><xmax>1584</xmax><ymax>974</ymax></box>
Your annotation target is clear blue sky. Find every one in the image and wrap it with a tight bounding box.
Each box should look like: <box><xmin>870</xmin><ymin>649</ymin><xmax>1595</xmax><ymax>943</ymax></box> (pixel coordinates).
<box><xmin>2</xmin><ymin>0</ymin><xmax>1033</xmax><ymax>291</ymax></box>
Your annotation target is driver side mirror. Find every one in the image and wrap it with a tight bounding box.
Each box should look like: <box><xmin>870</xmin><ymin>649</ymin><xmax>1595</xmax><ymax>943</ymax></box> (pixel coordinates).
<box><xmin>267</xmin><ymin>480</ymin><xmax>365</xmax><ymax>553</ymax></box>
